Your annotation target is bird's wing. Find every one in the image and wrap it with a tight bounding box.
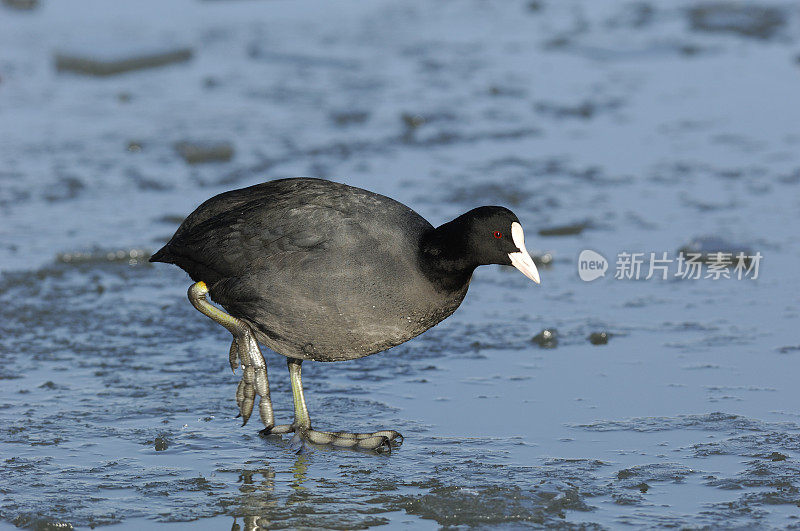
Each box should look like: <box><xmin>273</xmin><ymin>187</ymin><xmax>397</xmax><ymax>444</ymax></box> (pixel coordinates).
<box><xmin>163</xmin><ymin>196</ymin><xmax>348</xmax><ymax>283</ymax></box>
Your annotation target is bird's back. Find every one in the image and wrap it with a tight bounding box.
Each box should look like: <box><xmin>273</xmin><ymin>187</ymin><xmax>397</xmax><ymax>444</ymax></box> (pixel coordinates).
<box><xmin>152</xmin><ymin>178</ymin><xmax>470</xmax><ymax>361</ymax></box>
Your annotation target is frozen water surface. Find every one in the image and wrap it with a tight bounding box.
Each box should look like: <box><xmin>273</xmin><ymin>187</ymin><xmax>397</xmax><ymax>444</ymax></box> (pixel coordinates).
<box><xmin>2</xmin><ymin>0</ymin><xmax>800</xmax><ymax>528</ymax></box>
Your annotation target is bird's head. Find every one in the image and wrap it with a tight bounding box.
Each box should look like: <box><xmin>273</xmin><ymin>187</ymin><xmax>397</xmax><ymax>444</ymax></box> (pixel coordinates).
<box><xmin>460</xmin><ymin>206</ymin><xmax>540</xmax><ymax>283</ymax></box>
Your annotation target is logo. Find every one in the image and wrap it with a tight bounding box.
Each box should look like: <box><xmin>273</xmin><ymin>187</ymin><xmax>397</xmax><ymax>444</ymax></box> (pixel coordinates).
<box><xmin>576</xmin><ymin>249</ymin><xmax>762</xmax><ymax>282</ymax></box>
<box><xmin>578</xmin><ymin>250</ymin><xmax>608</xmax><ymax>281</ymax></box>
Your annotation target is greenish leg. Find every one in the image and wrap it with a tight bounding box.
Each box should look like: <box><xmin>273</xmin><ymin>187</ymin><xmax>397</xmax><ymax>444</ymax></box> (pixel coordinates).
<box><xmin>286</xmin><ymin>358</ymin><xmax>403</xmax><ymax>452</ymax></box>
<box><xmin>288</xmin><ymin>358</ymin><xmax>311</xmax><ymax>431</ymax></box>
<box><xmin>186</xmin><ymin>281</ymin><xmax>402</xmax><ymax>452</ymax></box>
<box><xmin>188</xmin><ymin>281</ymin><xmax>276</xmax><ymax>430</ymax></box>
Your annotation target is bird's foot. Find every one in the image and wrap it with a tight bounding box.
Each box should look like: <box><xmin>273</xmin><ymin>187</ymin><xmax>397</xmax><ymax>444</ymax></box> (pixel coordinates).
<box><xmin>259</xmin><ymin>424</ymin><xmax>402</xmax><ymax>453</ymax></box>
<box><xmin>231</xmin><ymin>333</ymin><xmax>274</xmax><ymax>429</ymax></box>
<box><xmin>304</xmin><ymin>427</ymin><xmax>403</xmax><ymax>452</ymax></box>
<box><xmin>188</xmin><ymin>281</ymin><xmax>276</xmax><ymax>431</ymax></box>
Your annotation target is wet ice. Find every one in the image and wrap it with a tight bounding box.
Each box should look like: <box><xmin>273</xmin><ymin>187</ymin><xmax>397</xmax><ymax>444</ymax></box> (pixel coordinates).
<box><xmin>2</xmin><ymin>0</ymin><xmax>800</xmax><ymax>528</ymax></box>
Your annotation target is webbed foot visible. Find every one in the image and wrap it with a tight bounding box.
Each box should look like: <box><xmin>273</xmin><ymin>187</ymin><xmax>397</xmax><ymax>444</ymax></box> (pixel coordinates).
<box><xmin>189</xmin><ymin>281</ymin><xmax>274</xmax><ymax>430</ymax></box>
<box><xmin>188</xmin><ymin>281</ymin><xmax>404</xmax><ymax>454</ymax></box>
<box><xmin>281</xmin><ymin>357</ymin><xmax>403</xmax><ymax>453</ymax></box>
<box><xmin>231</xmin><ymin>333</ymin><xmax>273</xmax><ymax>429</ymax></box>
<box><xmin>260</xmin><ymin>424</ymin><xmax>402</xmax><ymax>452</ymax></box>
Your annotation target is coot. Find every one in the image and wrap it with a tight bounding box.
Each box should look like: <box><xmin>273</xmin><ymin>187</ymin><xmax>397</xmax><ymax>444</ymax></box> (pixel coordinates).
<box><xmin>151</xmin><ymin>178</ymin><xmax>540</xmax><ymax>452</ymax></box>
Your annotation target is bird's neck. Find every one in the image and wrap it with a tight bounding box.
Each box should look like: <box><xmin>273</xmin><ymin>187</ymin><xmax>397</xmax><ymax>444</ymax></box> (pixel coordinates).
<box><xmin>418</xmin><ymin>218</ymin><xmax>477</xmax><ymax>292</ymax></box>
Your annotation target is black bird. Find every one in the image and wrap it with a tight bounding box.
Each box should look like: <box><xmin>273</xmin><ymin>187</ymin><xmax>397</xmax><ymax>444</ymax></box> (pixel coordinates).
<box><xmin>151</xmin><ymin>178</ymin><xmax>540</xmax><ymax>452</ymax></box>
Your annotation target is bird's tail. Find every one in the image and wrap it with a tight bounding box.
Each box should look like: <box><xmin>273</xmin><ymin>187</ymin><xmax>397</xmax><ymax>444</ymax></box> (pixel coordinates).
<box><xmin>149</xmin><ymin>245</ymin><xmax>173</xmax><ymax>263</ymax></box>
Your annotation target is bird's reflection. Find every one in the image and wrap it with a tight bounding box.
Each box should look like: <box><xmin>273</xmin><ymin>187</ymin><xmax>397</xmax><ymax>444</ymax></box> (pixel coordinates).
<box><xmin>290</xmin><ymin>453</ymin><xmax>309</xmax><ymax>494</ymax></box>
<box><xmin>230</xmin><ymin>451</ymin><xmax>310</xmax><ymax>530</ymax></box>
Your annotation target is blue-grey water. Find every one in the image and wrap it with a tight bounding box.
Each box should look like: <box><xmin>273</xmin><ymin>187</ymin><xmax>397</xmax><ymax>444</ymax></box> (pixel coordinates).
<box><xmin>2</xmin><ymin>0</ymin><xmax>800</xmax><ymax>528</ymax></box>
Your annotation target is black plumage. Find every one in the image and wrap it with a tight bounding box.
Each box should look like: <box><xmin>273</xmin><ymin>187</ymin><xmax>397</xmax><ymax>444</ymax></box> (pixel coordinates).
<box><xmin>151</xmin><ymin>178</ymin><xmax>534</xmax><ymax>362</ymax></box>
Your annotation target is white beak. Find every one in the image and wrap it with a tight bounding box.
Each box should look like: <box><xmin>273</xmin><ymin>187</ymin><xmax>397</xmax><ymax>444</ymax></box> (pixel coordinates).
<box><xmin>509</xmin><ymin>222</ymin><xmax>540</xmax><ymax>284</ymax></box>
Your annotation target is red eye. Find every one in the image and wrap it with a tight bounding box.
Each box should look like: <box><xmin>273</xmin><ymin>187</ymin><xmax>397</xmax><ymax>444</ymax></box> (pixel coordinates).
<box><xmin>493</xmin><ymin>231</ymin><xmax>503</xmax><ymax>239</ymax></box>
